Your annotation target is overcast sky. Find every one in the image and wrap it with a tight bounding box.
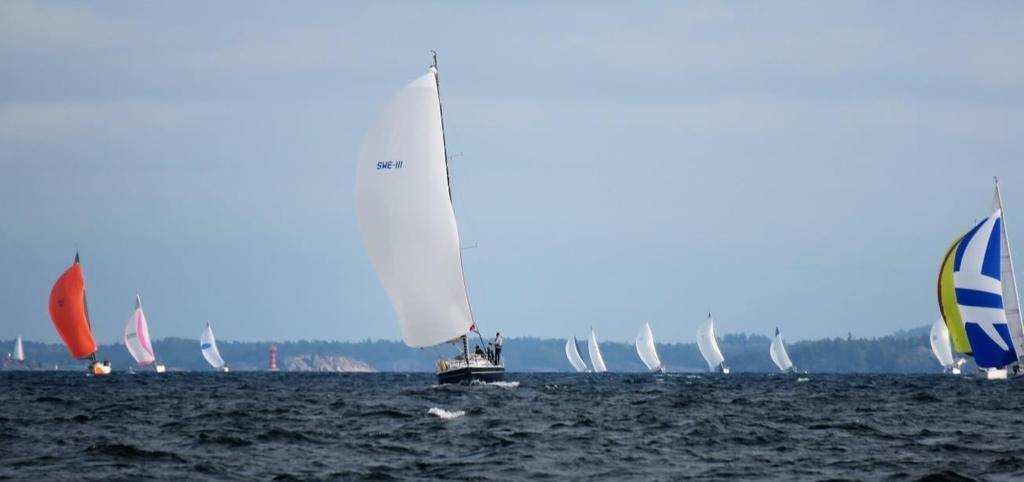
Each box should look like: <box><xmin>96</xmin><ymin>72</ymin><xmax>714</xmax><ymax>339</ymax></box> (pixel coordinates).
<box><xmin>2</xmin><ymin>1</ymin><xmax>1023</xmax><ymax>346</ymax></box>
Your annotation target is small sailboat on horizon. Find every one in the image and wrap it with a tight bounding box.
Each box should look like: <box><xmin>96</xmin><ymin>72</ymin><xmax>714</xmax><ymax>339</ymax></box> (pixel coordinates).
<box><xmin>124</xmin><ymin>295</ymin><xmax>165</xmax><ymax>373</ymax></box>
<box><xmin>769</xmin><ymin>327</ymin><xmax>795</xmax><ymax>373</ymax></box>
<box><xmin>937</xmin><ymin>178</ymin><xmax>1024</xmax><ymax>380</ymax></box>
<box><xmin>48</xmin><ymin>252</ymin><xmax>110</xmax><ymax>375</ymax></box>
<box><xmin>11</xmin><ymin>336</ymin><xmax>24</xmax><ymax>363</ymax></box>
<box><xmin>587</xmin><ymin>328</ymin><xmax>608</xmax><ymax>373</ymax></box>
<box><xmin>635</xmin><ymin>322</ymin><xmax>665</xmax><ymax>373</ymax></box>
<box><xmin>200</xmin><ymin>322</ymin><xmax>229</xmax><ymax>372</ymax></box>
<box><xmin>355</xmin><ymin>53</ymin><xmax>504</xmax><ymax>384</ymax></box>
<box><xmin>565</xmin><ymin>336</ymin><xmax>589</xmax><ymax>372</ymax></box>
<box><xmin>929</xmin><ymin>318</ymin><xmax>964</xmax><ymax>374</ymax></box>
<box><xmin>697</xmin><ymin>313</ymin><xmax>729</xmax><ymax>374</ymax></box>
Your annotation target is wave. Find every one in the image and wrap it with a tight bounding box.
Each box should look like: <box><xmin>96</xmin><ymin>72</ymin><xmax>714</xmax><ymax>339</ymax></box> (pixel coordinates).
<box><xmin>470</xmin><ymin>380</ymin><xmax>519</xmax><ymax>388</ymax></box>
<box><xmin>797</xmin><ymin>377</ymin><xmax>810</xmax><ymax>382</ymax></box>
<box><xmin>428</xmin><ymin>407</ymin><xmax>465</xmax><ymax>419</ymax></box>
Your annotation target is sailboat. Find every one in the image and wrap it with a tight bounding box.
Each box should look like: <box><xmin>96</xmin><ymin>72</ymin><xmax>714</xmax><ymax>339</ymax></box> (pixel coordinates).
<box><xmin>929</xmin><ymin>318</ymin><xmax>962</xmax><ymax>374</ymax></box>
<box><xmin>769</xmin><ymin>328</ymin><xmax>795</xmax><ymax>373</ymax></box>
<box><xmin>48</xmin><ymin>252</ymin><xmax>110</xmax><ymax>375</ymax></box>
<box><xmin>937</xmin><ymin>178</ymin><xmax>1024</xmax><ymax>379</ymax></box>
<box><xmin>124</xmin><ymin>295</ymin><xmax>165</xmax><ymax>373</ymax></box>
<box><xmin>697</xmin><ymin>313</ymin><xmax>729</xmax><ymax>373</ymax></box>
<box><xmin>635</xmin><ymin>322</ymin><xmax>665</xmax><ymax>373</ymax></box>
<box><xmin>587</xmin><ymin>328</ymin><xmax>608</xmax><ymax>373</ymax></box>
<box><xmin>355</xmin><ymin>54</ymin><xmax>503</xmax><ymax>384</ymax></box>
<box><xmin>12</xmin><ymin>336</ymin><xmax>24</xmax><ymax>362</ymax></box>
<box><xmin>200</xmin><ymin>322</ymin><xmax>229</xmax><ymax>372</ymax></box>
<box><xmin>565</xmin><ymin>337</ymin><xmax>589</xmax><ymax>372</ymax></box>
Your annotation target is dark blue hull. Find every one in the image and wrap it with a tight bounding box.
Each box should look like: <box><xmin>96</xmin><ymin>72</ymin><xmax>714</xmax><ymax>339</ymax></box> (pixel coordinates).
<box><xmin>436</xmin><ymin>365</ymin><xmax>505</xmax><ymax>384</ymax></box>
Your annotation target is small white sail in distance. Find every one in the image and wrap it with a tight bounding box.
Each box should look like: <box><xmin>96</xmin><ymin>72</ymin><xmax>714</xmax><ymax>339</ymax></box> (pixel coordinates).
<box><xmin>565</xmin><ymin>337</ymin><xmax>588</xmax><ymax>372</ymax></box>
<box><xmin>588</xmin><ymin>328</ymin><xmax>608</xmax><ymax>373</ymax></box>
<box><xmin>124</xmin><ymin>295</ymin><xmax>156</xmax><ymax>367</ymax></box>
<box><xmin>354</xmin><ymin>66</ymin><xmax>475</xmax><ymax>349</ymax></box>
<box><xmin>200</xmin><ymin>322</ymin><xmax>226</xmax><ymax>370</ymax></box>
<box><xmin>635</xmin><ymin>322</ymin><xmax>664</xmax><ymax>372</ymax></box>
<box><xmin>929</xmin><ymin>318</ymin><xmax>956</xmax><ymax>368</ymax></box>
<box><xmin>13</xmin><ymin>336</ymin><xmax>24</xmax><ymax>362</ymax></box>
<box><xmin>769</xmin><ymin>327</ymin><xmax>794</xmax><ymax>372</ymax></box>
<box><xmin>697</xmin><ymin>313</ymin><xmax>726</xmax><ymax>371</ymax></box>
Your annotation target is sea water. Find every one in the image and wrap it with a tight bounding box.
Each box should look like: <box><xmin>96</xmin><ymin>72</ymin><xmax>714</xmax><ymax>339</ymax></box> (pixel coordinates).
<box><xmin>0</xmin><ymin>372</ymin><xmax>1018</xmax><ymax>480</ymax></box>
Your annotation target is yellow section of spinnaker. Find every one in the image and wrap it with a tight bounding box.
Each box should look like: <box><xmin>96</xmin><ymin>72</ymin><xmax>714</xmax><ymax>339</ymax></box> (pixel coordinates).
<box><xmin>938</xmin><ymin>236</ymin><xmax>972</xmax><ymax>354</ymax></box>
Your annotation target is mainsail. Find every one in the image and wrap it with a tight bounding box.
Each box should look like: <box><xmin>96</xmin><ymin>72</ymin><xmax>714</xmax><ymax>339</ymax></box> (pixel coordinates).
<box><xmin>200</xmin><ymin>322</ymin><xmax>226</xmax><ymax>370</ymax></box>
<box><xmin>769</xmin><ymin>328</ymin><xmax>794</xmax><ymax>372</ymax></box>
<box><xmin>565</xmin><ymin>337</ymin><xmax>588</xmax><ymax>372</ymax></box>
<box><xmin>13</xmin><ymin>336</ymin><xmax>24</xmax><ymax>362</ymax></box>
<box><xmin>635</xmin><ymin>322</ymin><xmax>663</xmax><ymax>372</ymax></box>
<box><xmin>48</xmin><ymin>253</ymin><xmax>98</xmax><ymax>360</ymax></box>
<box><xmin>929</xmin><ymin>318</ymin><xmax>956</xmax><ymax>368</ymax></box>
<box><xmin>995</xmin><ymin>180</ymin><xmax>1024</xmax><ymax>360</ymax></box>
<box><xmin>124</xmin><ymin>295</ymin><xmax>156</xmax><ymax>367</ymax></box>
<box><xmin>355</xmin><ymin>65</ymin><xmax>475</xmax><ymax>348</ymax></box>
<box><xmin>697</xmin><ymin>314</ymin><xmax>726</xmax><ymax>371</ymax></box>
<box><xmin>588</xmin><ymin>328</ymin><xmax>607</xmax><ymax>373</ymax></box>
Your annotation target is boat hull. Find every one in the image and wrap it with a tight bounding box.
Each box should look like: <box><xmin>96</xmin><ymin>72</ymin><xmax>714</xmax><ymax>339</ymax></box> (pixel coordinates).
<box><xmin>436</xmin><ymin>365</ymin><xmax>505</xmax><ymax>384</ymax></box>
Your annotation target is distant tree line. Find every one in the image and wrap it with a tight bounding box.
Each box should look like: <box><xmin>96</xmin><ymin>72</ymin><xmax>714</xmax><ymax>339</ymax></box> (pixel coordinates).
<box><xmin>2</xmin><ymin>325</ymin><xmax>954</xmax><ymax>373</ymax></box>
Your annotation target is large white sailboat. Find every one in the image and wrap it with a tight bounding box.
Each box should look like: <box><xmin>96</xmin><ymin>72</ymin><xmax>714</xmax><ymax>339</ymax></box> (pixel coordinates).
<box><xmin>937</xmin><ymin>178</ymin><xmax>1024</xmax><ymax>379</ymax></box>
<box><xmin>587</xmin><ymin>328</ymin><xmax>608</xmax><ymax>373</ymax></box>
<box><xmin>929</xmin><ymin>318</ymin><xmax>962</xmax><ymax>374</ymax></box>
<box><xmin>697</xmin><ymin>313</ymin><xmax>729</xmax><ymax>373</ymax></box>
<box><xmin>200</xmin><ymin>322</ymin><xmax>229</xmax><ymax>372</ymax></box>
<box><xmin>635</xmin><ymin>322</ymin><xmax>665</xmax><ymax>373</ymax></box>
<box><xmin>565</xmin><ymin>337</ymin><xmax>589</xmax><ymax>372</ymax></box>
<box><xmin>355</xmin><ymin>54</ymin><xmax>503</xmax><ymax>384</ymax></box>
<box><xmin>124</xmin><ymin>295</ymin><xmax>165</xmax><ymax>373</ymax></box>
<box><xmin>769</xmin><ymin>328</ymin><xmax>795</xmax><ymax>373</ymax></box>
<box><xmin>12</xmin><ymin>336</ymin><xmax>24</xmax><ymax>362</ymax></box>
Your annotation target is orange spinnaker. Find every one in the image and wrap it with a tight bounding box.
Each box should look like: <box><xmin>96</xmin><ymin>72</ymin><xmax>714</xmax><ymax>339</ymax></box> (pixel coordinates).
<box><xmin>48</xmin><ymin>258</ymin><xmax>97</xmax><ymax>359</ymax></box>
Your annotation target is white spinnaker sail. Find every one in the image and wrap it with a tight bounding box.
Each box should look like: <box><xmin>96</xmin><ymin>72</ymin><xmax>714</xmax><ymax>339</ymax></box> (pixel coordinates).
<box><xmin>13</xmin><ymin>336</ymin><xmax>23</xmax><ymax>361</ymax></box>
<box><xmin>124</xmin><ymin>295</ymin><xmax>156</xmax><ymax>366</ymax></box>
<box><xmin>565</xmin><ymin>337</ymin><xmax>588</xmax><ymax>372</ymax></box>
<box><xmin>200</xmin><ymin>322</ymin><xmax>226</xmax><ymax>369</ymax></box>
<box><xmin>635</xmin><ymin>322</ymin><xmax>663</xmax><ymax>372</ymax></box>
<box><xmin>697</xmin><ymin>314</ymin><xmax>726</xmax><ymax>370</ymax></box>
<box><xmin>588</xmin><ymin>328</ymin><xmax>607</xmax><ymax>373</ymax></box>
<box><xmin>929</xmin><ymin>318</ymin><xmax>955</xmax><ymax>368</ymax></box>
<box><xmin>355</xmin><ymin>67</ymin><xmax>475</xmax><ymax>348</ymax></box>
<box><xmin>994</xmin><ymin>180</ymin><xmax>1024</xmax><ymax>358</ymax></box>
<box><xmin>769</xmin><ymin>328</ymin><xmax>794</xmax><ymax>372</ymax></box>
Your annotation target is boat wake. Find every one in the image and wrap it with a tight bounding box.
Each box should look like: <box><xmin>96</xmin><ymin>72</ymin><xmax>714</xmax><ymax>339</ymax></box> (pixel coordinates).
<box><xmin>428</xmin><ymin>407</ymin><xmax>465</xmax><ymax>419</ymax></box>
<box><xmin>470</xmin><ymin>380</ymin><xmax>519</xmax><ymax>388</ymax></box>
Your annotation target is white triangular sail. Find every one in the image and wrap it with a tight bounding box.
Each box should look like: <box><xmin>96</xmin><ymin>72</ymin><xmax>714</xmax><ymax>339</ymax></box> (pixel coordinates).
<box><xmin>769</xmin><ymin>328</ymin><xmax>794</xmax><ymax>372</ymax></box>
<box><xmin>200</xmin><ymin>322</ymin><xmax>226</xmax><ymax>369</ymax></box>
<box><xmin>565</xmin><ymin>337</ymin><xmax>588</xmax><ymax>372</ymax></box>
<box><xmin>930</xmin><ymin>318</ymin><xmax>955</xmax><ymax>368</ymax></box>
<box><xmin>124</xmin><ymin>295</ymin><xmax>156</xmax><ymax>366</ymax></box>
<box><xmin>588</xmin><ymin>328</ymin><xmax>607</xmax><ymax>373</ymax></box>
<box><xmin>12</xmin><ymin>336</ymin><xmax>23</xmax><ymax>362</ymax></box>
<box><xmin>697</xmin><ymin>314</ymin><xmax>726</xmax><ymax>371</ymax></box>
<box><xmin>994</xmin><ymin>179</ymin><xmax>1024</xmax><ymax>359</ymax></box>
<box><xmin>355</xmin><ymin>66</ymin><xmax>475</xmax><ymax>348</ymax></box>
<box><xmin>635</xmin><ymin>322</ymin><xmax>663</xmax><ymax>372</ymax></box>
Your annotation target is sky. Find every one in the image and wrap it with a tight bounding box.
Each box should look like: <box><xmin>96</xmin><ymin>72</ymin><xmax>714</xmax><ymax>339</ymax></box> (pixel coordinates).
<box><xmin>2</xmin><ymin>1</ymin><xmax>1024</xmax><ymax>345</ymax></box>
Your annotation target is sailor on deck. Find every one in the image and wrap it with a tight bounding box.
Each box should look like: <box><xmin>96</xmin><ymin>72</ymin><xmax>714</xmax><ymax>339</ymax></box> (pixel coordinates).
<box><xmin>494</xmin><ymin>332</ymin><xmax>503</xmax><ymax>364</ymax></box>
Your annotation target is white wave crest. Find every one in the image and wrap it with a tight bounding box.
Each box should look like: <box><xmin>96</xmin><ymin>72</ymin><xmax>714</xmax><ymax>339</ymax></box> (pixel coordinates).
<box><xmin>797</xmin><ymin>377</ymin><xmax>810</xmax><ymax>382</ymax></box>
<box><xmin>428</xmin><ymin>407</ymin><xmax>465</xmax><ymax>419</ymax></box>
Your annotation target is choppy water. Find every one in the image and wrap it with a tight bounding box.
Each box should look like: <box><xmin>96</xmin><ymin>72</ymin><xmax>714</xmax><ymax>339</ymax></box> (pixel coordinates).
<box><xmin>0</xmin><ymin>372</ymin><xmax>1021</xmax><ymax>480</ymax></box>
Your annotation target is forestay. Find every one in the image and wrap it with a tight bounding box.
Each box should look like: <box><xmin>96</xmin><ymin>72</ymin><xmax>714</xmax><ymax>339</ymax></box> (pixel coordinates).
<box><xmin>124</xmin><ymin>295</ymin><xmax>156</xmax><ymax>367</ymax></box>
<box><xmin>929</xmin><ymin>318</ymin><xmax>955</xmax><ymax>368</ymax></box>
<box><xmin>200</xmin><ymin>322</ymin><xmax>226</xmax><ymax>369</ymax></box>
<box><xmin>635</xmin><ymin>322</ymin><xmax>663</xmax><ymax>372</ymax></box>
<box><xmin>565</xmin><ymin>337</ymin><xmax>588</xmax><ymax>372</ymax></box>
<box><xmin>769</xmin><ymin>328</ymin><xmax>794</xmax><ymax>372</ymax></box>
<box><xmin>588</xmin><ymin>328</ymin><xmax>608</xmax><ymax>373</ymax></box>
<box><xmin>697</xmin><ymin>314</ymin><xmax>726</xmax><ymax>370</ymax></box>
<box><xmin>355</xmin><ymin>67</ymin><xmax>475</xmax><ymax>348</ymax></box>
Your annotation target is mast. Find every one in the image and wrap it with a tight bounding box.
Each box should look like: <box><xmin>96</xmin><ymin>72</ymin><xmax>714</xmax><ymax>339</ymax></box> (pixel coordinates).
<box><xmin>995</xmin><ymin>177</ymin><xmax>1024</xmax><ymax>360</ymax></box>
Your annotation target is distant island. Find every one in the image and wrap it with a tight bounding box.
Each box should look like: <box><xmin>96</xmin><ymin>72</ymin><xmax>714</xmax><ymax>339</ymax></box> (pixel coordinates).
<box><xmin>1</xmin><ymin>324</ymin><xmax>959</xmax><ymax>373</ymax></box>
